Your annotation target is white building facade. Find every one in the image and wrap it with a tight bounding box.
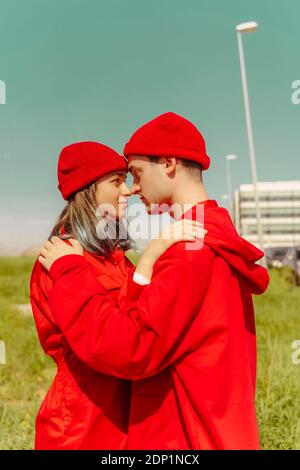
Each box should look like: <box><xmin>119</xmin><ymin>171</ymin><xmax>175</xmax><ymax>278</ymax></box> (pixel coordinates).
<box><xmin>234</xmin><ymin>181</ymin><xmax>300</xmax><ymax>249</ymax></box>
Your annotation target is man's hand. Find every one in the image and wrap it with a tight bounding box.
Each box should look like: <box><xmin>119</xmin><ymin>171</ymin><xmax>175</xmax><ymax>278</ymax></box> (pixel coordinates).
<box><xmin>38</xmin><ymin>236</ymin><xmax>83</xmax><ymax>272</ymax></box>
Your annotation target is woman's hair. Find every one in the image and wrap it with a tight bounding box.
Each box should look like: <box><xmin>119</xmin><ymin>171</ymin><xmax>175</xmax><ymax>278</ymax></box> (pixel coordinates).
<box><xmin>49</xmin><ymin>181</ymin><xmax>131</xmax><ymax>256</ymax></box>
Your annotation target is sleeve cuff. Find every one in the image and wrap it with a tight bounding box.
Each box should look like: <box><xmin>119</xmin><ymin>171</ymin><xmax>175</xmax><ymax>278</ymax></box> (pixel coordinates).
<box><xmin>49</xmin><ymin>254</ymin><xmax>87</xmax><ymax>280</ymax></box>
<box><xmin>133</xmin><ymin>271</ymin><xmax>151</xmax><ymax>285</ymax></box>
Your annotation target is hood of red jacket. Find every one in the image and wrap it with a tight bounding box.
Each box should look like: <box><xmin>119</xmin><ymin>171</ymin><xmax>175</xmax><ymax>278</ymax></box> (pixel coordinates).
<box><xmin>183</xmin><ymin>200</ymin><xmax>270</xmax><ymax>295</ymax></box>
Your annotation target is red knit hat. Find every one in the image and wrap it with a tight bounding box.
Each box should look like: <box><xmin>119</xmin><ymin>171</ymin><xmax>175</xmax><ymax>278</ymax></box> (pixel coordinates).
<box><xmin>123</xmin><ymin>112</ymin><xmax>210</xmax><ymax>170</ymax></box>
<box><xmin>57</xmin><ymin>141</ymin><xmax>127</xmax><ymax>200</ymax></box>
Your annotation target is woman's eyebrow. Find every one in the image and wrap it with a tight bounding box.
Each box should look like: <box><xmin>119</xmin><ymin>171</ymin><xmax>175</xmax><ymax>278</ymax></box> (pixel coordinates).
<box><xmin>110</xmin><ymin>172</ymin><xmax>126</xmax><ymax>179</ymax></box>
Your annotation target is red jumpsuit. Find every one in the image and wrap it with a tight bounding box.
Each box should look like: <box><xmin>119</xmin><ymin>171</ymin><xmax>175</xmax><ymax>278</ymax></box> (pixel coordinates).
<box><xmin>46</xmin><ymin>200</ymin><xmax>270</xmax><ymax>449</ymax></box>
<box><xmin>30</xmin><ymin>248</ymin><xmax>134</xmax><ymax>449</ymax></box>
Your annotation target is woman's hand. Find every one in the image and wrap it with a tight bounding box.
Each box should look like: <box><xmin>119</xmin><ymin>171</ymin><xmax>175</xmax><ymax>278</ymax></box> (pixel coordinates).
<box><xmin>135</xmin><ymin>220</ymin><xmax>207</xmax><ymax>282</ymax></box>
<box><xmin>38</xmin><ymin>236</ymin><xmax>83</xmax><ymax>271</ymax></box>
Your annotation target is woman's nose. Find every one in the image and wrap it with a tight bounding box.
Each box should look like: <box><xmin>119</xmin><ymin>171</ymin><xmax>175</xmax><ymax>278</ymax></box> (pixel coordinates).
<box><xmin>121</xmin><ymin>182</ymin><xmax>132</xmax><ymax>196</ymax></box>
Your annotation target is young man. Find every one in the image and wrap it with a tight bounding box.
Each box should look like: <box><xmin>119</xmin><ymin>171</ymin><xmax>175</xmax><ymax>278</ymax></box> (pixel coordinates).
<box><xmin>39</xmin><ymin>112</ymin><xmax>269</xmax><ymax>449</ymax></box>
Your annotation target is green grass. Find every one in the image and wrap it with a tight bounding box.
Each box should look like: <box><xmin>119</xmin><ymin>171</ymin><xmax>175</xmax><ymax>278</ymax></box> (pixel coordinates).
<box><xmin>125</xmin><ymin>248</ymin><xmax>140</xmax><ymax>266</ymax></box>
<box><xmin>0</xmin><ymin>256</ymin><xmax>299</xmax><ymax>449</ymax></box>
<box><xmin>0</xmin><ymin>257</ymin><xmax>55</xmax><ymax>450</ymax></box>
<box><xmin>255</xmin><ymin>268</ymin><xmax>300</xmax><ymax>450</ymax></box>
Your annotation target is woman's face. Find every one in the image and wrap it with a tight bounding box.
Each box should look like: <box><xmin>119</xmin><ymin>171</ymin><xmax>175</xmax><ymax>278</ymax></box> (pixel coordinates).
<box><xmin>95</xmin><ymin>171</ymin><xmax>131</xmax><ymax>219</ymax></box>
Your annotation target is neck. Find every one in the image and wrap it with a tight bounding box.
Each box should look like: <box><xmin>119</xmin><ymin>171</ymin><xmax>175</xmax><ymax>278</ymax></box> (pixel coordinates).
<box><xmin>168</xmin><ymin>180</ymin><xmax>209</xmax><ymax>219</ymax></box>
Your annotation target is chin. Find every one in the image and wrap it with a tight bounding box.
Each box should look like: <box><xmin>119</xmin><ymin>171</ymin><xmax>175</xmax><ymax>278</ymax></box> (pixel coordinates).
<box><xmin>118</xmin><ymin>207</ymin><xmax>128</xmax><ymax>219</ymax></box>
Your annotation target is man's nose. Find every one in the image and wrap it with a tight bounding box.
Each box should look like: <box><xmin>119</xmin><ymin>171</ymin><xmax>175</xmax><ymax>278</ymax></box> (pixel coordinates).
<box><xmin>130</xmin><ymin>182</ymin><xmax>141</xmax><ymax>195</ymax></box>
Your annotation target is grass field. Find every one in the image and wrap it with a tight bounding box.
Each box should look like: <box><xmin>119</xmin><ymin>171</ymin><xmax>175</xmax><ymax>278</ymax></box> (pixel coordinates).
<box><xmin>0</xmin><ymin>256</ymin><xmax>299</xmax><ymax>449</ymax></box>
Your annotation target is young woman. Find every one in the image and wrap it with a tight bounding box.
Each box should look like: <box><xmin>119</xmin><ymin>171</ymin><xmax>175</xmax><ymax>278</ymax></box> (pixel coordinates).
<box><xmin>30</xmin><ymin>141</ymin><xmax>205</xmax><ymax>450</ymax></box>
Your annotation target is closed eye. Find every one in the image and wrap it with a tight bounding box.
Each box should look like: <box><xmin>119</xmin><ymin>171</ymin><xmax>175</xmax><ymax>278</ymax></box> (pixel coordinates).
<box><xmin>132</xmin><ymin>169</ymin><xmax>141</xmax><ymax>180</ymax></box>
<box><xmin>111</xmin><ymin>175</ymin><xmax>126</xmax><ymax>185</ymax></box>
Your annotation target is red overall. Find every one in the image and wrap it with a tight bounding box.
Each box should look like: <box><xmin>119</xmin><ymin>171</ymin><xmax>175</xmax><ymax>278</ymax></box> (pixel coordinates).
<box><xmin>30</xmin><ymin>248</ymin><xmax>133</xmax><ymax>449</ymax></box>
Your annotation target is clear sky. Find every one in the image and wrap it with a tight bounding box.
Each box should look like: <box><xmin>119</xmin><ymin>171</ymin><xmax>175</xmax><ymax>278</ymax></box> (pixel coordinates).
<box><xmin>0</xmin><ymin>0</ymin><xmax>299</xmax><ymax>253</ymax></box>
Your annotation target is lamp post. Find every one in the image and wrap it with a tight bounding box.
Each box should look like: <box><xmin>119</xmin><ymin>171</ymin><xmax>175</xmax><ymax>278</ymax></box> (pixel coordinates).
<box><xmin>236</xmin><ymin>21</ymin><xmax>266</xmax><ymax>267</ymax></box>
<box><xmin>221</xmin><ymin>194</ymin><xmax>229</xmax><ymax>211</ymax></box>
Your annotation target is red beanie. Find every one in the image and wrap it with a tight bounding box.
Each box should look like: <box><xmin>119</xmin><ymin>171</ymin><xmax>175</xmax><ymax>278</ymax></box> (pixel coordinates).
<box><xmin>123</xmin><ymin>112</ymin><xmax>210</xmax><ymax>170</ymax></box>
<box><xmin>58</xmin><ymin>141</ymin><xmax>127</xmax><ymax>200</ymax></box>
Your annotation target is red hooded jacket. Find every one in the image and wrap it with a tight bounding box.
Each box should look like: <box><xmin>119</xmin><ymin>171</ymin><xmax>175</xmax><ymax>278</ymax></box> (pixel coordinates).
<box><xmin>30</xmin><ymin>248</ymin><xmax>134</xmax><ymax>449</ymax></box>
<box><xmin>46</xmin><ymin>200</ymin><xmax>270</xmax><ymax>450</ymax></box>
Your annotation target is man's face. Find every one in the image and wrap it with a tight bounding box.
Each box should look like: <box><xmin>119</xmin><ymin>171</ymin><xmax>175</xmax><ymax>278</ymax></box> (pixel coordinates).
<box><xmin>128</xmin><ymin>155</ymin><xmax>171</xmax><ymax>214</ymax></box>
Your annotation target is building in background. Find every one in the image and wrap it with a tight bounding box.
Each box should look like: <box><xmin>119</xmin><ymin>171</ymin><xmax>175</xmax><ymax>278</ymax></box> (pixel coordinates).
<box><xmin>234</xmin><ymin>181</ymin><xmax>300</xmax><ymax>248</ymax></box>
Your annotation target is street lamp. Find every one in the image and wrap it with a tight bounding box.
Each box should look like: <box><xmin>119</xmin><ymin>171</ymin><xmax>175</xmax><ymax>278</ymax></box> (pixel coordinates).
<box><xmin>236</xmin><ymin>21</ymin><xmax>266</xmax><ymax>267</ymax></box>
<box><xmin>225</xmin><ymin>154</ymin><xmax>237</xmax><ymax>220</ymax></box>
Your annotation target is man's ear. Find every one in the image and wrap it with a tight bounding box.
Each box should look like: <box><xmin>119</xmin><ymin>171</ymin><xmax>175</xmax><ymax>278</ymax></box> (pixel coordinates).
<box><xmin>163</xmin><ymin>157</ymin><xmax>177</xmax><ymax>176</ymax></box>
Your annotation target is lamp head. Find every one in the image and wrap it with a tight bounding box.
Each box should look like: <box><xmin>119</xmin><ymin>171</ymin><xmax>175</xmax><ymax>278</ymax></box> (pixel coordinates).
<box><xmin>226</xmin><ymin>154</ymin><xmax>238</xmax><ymax>161</ymax></box>
<box><xmin>236</xmin><ymin>21</ymin><xmax>258</xmax><ymax>33</ymax></box>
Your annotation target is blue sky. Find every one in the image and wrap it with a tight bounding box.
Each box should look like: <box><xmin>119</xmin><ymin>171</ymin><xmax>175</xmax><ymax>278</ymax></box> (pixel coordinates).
<box><xmin>0</xmin><ymin>0</ymin><xmax>299</xmax><ymax>252</ymax></box>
